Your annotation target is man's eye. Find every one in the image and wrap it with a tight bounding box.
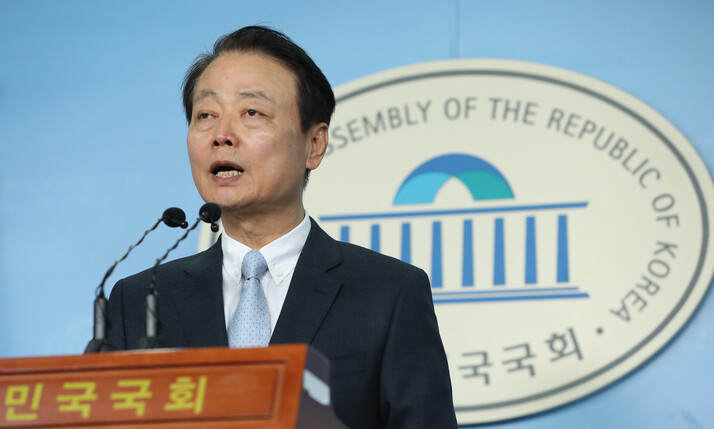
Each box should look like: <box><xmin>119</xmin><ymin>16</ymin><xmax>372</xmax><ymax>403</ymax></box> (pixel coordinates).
<box><xmin>246</xmin><ymin>109</ymin><xmax>259</xmax><ymax>117</ymax></box>
<box><xmin>197</xmin><ymin>112</ymin><xmax>212</xmax><ymax>120</ymax></box>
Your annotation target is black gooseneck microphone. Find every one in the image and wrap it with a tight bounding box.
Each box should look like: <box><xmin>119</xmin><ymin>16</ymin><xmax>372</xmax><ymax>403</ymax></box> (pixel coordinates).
<box><xmin>85</xmin><ymin>207</ymin><xmax>188</xmax><ymax>354</ymax></box>
<box><xmin>201</xmin><ymin>202</ymin><xmax>222</xmax><ymax>232</ymax></box>
<box><xmin>138</xmin><ymin>203</ymin><xmax>222</xmax><ymax>349</ymax></box>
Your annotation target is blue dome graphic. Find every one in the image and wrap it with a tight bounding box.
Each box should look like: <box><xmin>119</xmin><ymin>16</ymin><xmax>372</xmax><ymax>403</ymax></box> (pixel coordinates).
<box><xmin>394</xmin><ymin>154</ymin><xmax>514</xmax><ymax>205</ymax></box>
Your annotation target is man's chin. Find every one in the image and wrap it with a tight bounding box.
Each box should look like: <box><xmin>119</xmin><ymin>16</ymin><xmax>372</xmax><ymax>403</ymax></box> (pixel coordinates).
<box><xmin>206</xmin><ymin>199</ymin><xmax>245</xmax><ymax>213</ymax></box>
<box><xmin>214</xmin><ymin>203</ymin><xmax>244</xmax><ymax>214</ymax></box>
<box><xmin>198</xmin><ymin>190</ymin><xmax>247</xmax><ymax>212</ymax></box>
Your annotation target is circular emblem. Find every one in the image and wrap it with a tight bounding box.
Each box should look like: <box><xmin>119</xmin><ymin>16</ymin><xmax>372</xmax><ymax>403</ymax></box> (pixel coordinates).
<box><xmin>302</xmin><ymin>59</ymin><xmax>714</xmax><ymax>423</ymax></box>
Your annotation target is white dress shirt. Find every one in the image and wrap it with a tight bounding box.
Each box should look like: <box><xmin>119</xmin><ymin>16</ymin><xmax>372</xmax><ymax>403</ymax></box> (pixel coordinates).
<box><xmin>221</xmin><ymin>214</ymin><xmax>311</xmax><ymax>334</ymax></box>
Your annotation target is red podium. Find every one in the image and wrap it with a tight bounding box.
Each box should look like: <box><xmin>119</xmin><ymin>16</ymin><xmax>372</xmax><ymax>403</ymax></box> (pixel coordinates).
<box><xmin>0</xmin><ymin>345</ymin><xmax>347</xmax><ymax>428</ymax></box>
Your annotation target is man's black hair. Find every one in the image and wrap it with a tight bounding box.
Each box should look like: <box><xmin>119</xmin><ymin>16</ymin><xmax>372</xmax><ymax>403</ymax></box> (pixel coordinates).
<box><xmin>182</xmin><ymin>26</ymin><xmax>335</xmax><ymax>133</ymax></box>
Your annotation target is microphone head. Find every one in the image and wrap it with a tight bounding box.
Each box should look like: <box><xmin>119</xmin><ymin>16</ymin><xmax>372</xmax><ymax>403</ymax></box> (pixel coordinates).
<box><xmin>199</xmin><ymin>203</ymin><xmax>222</xmax><ymax>224</ymax></box>
<box><xmin>162</xmin><ymin>207</ymin><xmax>188</xmax><ymax>228</ymax></box>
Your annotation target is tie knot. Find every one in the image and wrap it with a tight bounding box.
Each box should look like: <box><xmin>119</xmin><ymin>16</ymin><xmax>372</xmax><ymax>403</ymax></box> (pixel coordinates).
<box><xmin>242</xmin><ymin>249</ymin><xmax>268</xmax><ymax>280</ymax></box>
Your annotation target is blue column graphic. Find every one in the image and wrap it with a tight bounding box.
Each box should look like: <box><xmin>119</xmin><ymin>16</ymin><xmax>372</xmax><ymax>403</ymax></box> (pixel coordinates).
<box><xmin>370</xmin><ymin>224</ymin><xmax>381</xmax><ymax>252</ymax></box>
<box><xmin>401</xmin><ymin>222</ymin><xmax>411</xmax><ymax>263</ymax></box>
<box><xmin>340</xmin><ymin>225</ymin><xmax>350</xmax><ymax>242</ymax></box>
<box><xmin>494</xmin><ymin>218</ymin><xmax>505</xmax><ymax>286</ymax></box>
<box><xmin>525</xmin><ymin>216</ymin><xmax>537</xmax><ymax>284</ymax></box>
<box><xmin>462</xmin><ymin>219</ymin><xmax>474</xmax><ymax>287</ymax></box>
<box><xmin>432</xmin><ymin>221</ymin><xmax>443</xmax><ymax>288</ymax></box>
<box><xmin>557</xmin><ymin>215</ymin><xmax>569</xmax><ymax>283</ymax></box>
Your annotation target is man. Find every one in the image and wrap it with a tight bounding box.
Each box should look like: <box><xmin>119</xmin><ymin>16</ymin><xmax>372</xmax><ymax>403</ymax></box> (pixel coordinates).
<box><xmin>107</xmin><ymin>26</ymin><xmax>457</xmax><ymax>429</ymax></box>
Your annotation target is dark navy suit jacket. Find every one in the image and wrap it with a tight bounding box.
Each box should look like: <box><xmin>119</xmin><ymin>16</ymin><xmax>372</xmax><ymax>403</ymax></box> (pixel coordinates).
<box><xmin>106</xmin><ymin>218</ymin><xmax>457</xmax><ymax>429</ymax></box>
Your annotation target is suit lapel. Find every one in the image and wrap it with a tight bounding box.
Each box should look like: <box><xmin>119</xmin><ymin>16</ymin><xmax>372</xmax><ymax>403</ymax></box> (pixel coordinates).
<box><xmin>169</xmin><ymin>239</ymin><xmax>228</xmax><ymax>347</ymax></box>
<box><xmin>271</xmin><ymin>218</ymin><xmax>343</xmax><ymax>345</ymax></box>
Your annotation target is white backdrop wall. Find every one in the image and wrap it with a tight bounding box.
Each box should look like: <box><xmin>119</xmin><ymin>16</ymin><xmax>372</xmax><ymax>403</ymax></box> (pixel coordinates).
<box><xmin>1</xmin><ymin>1</ymin><xmax>712</xmax><ymax>428</ymax></box>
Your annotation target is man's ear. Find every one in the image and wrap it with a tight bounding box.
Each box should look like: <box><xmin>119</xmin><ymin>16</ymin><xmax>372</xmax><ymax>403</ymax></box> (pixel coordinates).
<box><xmin>306</xmin><ymin>122</ymin><xmax>328</xmax><ymax>171</ymax></box>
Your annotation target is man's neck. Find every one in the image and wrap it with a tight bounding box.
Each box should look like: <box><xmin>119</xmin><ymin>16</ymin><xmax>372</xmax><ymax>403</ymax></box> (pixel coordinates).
<box><xmin>221</xmin><ymin>206</ymin><xmax>306</xmax><ymax>249</ymax></box>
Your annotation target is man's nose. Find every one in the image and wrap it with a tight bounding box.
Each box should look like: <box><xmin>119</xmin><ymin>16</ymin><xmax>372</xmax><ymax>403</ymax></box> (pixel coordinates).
<box><xmin>213</xmin><ymin>116</ymin><xmax>237</xmax><ymax>147</ymax></box>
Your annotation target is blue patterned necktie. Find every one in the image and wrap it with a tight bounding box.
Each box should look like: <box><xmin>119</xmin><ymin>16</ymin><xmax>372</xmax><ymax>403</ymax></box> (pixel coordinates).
<box><xmin>227</xmin><ymin>249</ymin><xmax>270</xmax><ymax>348</ymax></box>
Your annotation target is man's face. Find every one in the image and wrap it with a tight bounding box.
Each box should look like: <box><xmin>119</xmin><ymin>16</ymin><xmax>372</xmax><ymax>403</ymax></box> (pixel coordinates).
<box><xmin>187</xmin><ymin>53</ymin><xmax>325</xmax><ymax>217</ymax></box>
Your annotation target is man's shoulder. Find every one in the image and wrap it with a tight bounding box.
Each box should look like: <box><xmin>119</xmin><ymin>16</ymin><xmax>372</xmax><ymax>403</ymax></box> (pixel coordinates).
<box><xmin>308</xmin><ymin>218</ymin><xmax>426</xmax><ymax>280</ymax></box>
<box><xmin>332</xmin><ymin>240</ymin><xmax>428</xmax><ymax>284</ymax></box>
<box><xmin>336</xmin><ymin>240</ymin><xmax>414</xmax><ymax>268</ymax></box>
<box><xmin>115</xmin><ymin>243</ymin><xmax>219</xmax><ymax>287</ymax></box>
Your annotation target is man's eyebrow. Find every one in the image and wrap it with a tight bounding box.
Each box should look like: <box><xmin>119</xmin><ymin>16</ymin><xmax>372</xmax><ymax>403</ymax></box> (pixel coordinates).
<box><xmin>193</xmin><ymin>88</ymin><xmax>218</xmax><ymax>103</ymax></box>
<box><xmin>236</xmin><ymin>89</ymin><xmax>276</xmax><ymax>104</ymax></box>
<box><xmin>193</xmin><ymin>88</ymin><xmax>277</xmax><ymax>104</ymax></box>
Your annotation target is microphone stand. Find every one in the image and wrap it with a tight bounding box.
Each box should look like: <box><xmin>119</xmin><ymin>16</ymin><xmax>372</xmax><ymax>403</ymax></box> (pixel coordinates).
<box><xmin>84</xmin><ymin>292</ymin><xmax>112</xmax><ymax>353</ymax></box>
<box><xmin>85</xmin><ymin>218</ymin><xmax>163</xmax><ymax>353</ymax></box>
<box><xmin>138</xmin><ymin>203</ymin><xmax>220</xmax><ymax>349</ymax></box>
<box><xmin>138</xmin><ymin>220</ymin><xmax>200</xmax><ymax>349</ymax></box>
<box><xmin>85</xmin><ymin>208</ymin><xmax>187</xmax><ymax>353</ymax></box>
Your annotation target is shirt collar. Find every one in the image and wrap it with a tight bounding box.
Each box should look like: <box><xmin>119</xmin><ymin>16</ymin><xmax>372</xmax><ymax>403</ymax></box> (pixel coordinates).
<box><xmin>221</xmin><ymin>213</ymin><xmax>311</xmax><ymax>286</ymax></box>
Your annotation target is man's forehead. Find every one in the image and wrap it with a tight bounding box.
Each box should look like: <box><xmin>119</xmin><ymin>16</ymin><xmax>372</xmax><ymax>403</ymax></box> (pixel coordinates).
<box><xmin>194</xmin><ymin>53</ymin><xmax>298</xmax><ymax>97</ymax></box>
<box><xmin>193</xmin><ymin>87</ymin><xmax>277</xmax><ymax>104</ymax></box>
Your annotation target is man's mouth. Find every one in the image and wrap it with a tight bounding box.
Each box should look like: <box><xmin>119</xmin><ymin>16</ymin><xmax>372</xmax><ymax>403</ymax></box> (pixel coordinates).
<box><xmin>211</xmin><ymin>162</ymin><xmax>243</xmax><ymax>178</ymax></box>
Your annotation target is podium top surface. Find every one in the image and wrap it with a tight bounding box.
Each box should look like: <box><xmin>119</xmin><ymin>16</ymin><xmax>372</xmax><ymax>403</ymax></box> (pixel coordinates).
<box><xmin>0</xmin><ymin>345</ymin><xmax>344</xmax><ymax>428</ymax></box>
